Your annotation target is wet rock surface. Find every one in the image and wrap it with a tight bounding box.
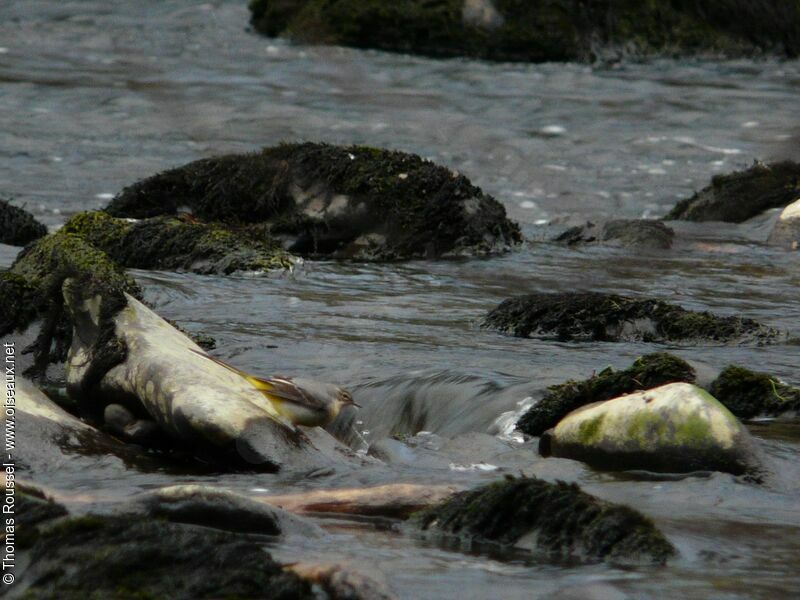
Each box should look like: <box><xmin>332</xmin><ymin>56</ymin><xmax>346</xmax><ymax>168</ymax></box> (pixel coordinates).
<box><xmin>767</xmin><ymin>198</ymin><xmax>800</xmax><ymax>249</ymax></box>
<box><xmin>0</xmin><ymin>199</ymin><xmax>47</xmax><ymax>246</ymax></box>
<box><xmin>414</xmin><ymin>477</ymin><xmax>676</xmax><ymax>564</ymax></box>
<box><xmin>14</xmin><ymin>490</ymin><xmax>315</xmax><ymax>600</ymax></box>
<box><xmin>286</xmin><ymin>562</ymin><xmax>398</xmax><ymax>600</ymax></box>
<box><xmin>483</xmin><ymin>292</ymin><xmax>780</xmax><ymax>343</ymax></box>
<box><xmin>666</xmin><ymin>161</ymin><xmax>800</xmax><ymax>223</ymax></box>
<box><xmin>106</xmin><ymin>143</ymin><xmax>521</xmax><ymax>260</ymax></box>
<box><xmin>539</xmin><ymin>383</ymin><xmax>762</xmax><ymax>476</ymax></box>
<box><xmin>554</xmin><ymin>219</ymin><xmax>674</xmax><ymax>249</ymax></box>
<box><xmin>249</xmin><ymin>0</ymin><xmax>800</xmax><ymax>63</ymax></box>
<box><xmin>518</xmin><ymin>353</ymin><xmax>696</xmax><ymax>437</ymax></box>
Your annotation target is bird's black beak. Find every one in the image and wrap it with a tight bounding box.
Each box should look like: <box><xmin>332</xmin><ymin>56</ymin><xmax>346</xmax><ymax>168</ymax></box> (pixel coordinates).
<box><xmin>351</xmin><ymin>401</ymin><xmax>362</xmax><ymax>408</ymax></box>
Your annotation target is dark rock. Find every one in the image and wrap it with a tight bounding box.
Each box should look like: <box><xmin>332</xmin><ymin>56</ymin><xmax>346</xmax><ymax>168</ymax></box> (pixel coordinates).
<box><xmin>555</xmin><ymin>219</ymin><xmax>674</xmax><ymax>249</ymax></box>
<box><xmin>106</xmin><ymin>143</ymin><xmax>521</xmax><ymax>260</ymax></box>
<box><xmin>61</xmin><ymin>211</ymin><xmax>295</xmax><ymax>275</ymax></box>
<box><xmin>0</xmin><ymin>198</ymin><xmax>47</xmax><ymax>246</ymax></box>
<box><xmin>709</xmin><ymin>366</ymin><xmax>800</xmax><ymax>419</ymax></box>
<box><xmin>483</xmin><ymin>292</ymin><xmax>780</xmax><ymax>344</ymax></box>
<box><xmin>539</xmin><ymin>383</ymin><xmax>762</xmax><ymax>476</ymax></box>
<box><xmin>518</xmin><ymin>353</ymin><xmax>696</xmax><ymax>437</ymax></box>
<box><xmin>413</xmin><ymin>476</ymin><xmax>675</xmax><ymax>564</ymax></box>
<box><xmin>249</xmin><ymin>0</ymin><xmax>800</xmax><ymax>63</ymax></box>
<box><xmin>125</xmin><ymin>485</ymin><xmax>324</xmax><ymax>538</ymax></box>
<box><xmin>15</xmin><ymin>513</ymin><xmax>314</xmax><ymax>599</ymax></box>
<box><xmin>667</xmin><ymin>161</ymin><xmax>800</xmax><ymax>222</ymax></box>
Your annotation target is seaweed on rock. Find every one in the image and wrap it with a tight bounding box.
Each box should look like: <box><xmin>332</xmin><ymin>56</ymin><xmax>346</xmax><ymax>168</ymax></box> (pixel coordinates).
<box><xmin>106</xmin><ymin>143</ymin><xmax>521</xmax><ymax>260</ymax></box>
<box><xmin>482</xmin><ymin>292</ymin><xmax>779</xmax><ymax>344</ymax></box>
<box><xmin>709</xmin><ymin>366</ymin><xmax>800</xmax><ymax>419</ymax></box>
<box><xmin>414</xmin><ymin>476</ymin><xmax>675</xmax><ymax>564</ymax></box>
<box><xmin>517</xmin><ymin>353</ymin><xmax>696</xmax><ymax>437</ymax></box>
<box><xmin>62</xmin><ymin>211</ymin><xmax>294</xmax><ymax>274</ymax></box>
<box><xmin>0</xmin><ymin>198</ymin><xmax>48</xmax><ymax>246</ymax></box>
<box><xmin>667</xmin><ymin>161</ymin><xmax>800</xmax><ymax>222</ymax></box>
<box><xmin>249</xmin><ymin>0</ymin><xmax>800</xmax><ymax>63</ymax></box>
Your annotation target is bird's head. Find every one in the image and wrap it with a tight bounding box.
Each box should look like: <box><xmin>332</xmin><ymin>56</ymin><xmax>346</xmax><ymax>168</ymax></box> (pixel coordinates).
<box><xmin>336</xmin><ymin>388</ymin><xmax>360</xmax><ymax>409</ymax></box>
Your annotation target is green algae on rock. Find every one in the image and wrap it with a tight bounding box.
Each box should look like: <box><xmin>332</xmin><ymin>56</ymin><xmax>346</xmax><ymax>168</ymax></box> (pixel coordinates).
<box><xmin>413</xmin><ymin>476</ymin><xmax>675</xmax><ymax>564</ymax></box>
<box><xmin>16</xmin><ymin>511</ymin><xmax>314</xmax><ymax>599</ymax></box>
<box><xmin>667</xmin><ymin>161</ymin><xmax>800</xmax><ymax>222</ymax></box>
<box><xmin>554</xmin><ymin>219</ymin><xmax>674</xmax><ymax>249</ymax></box>
<box><xmin>518</xmin><ymin>353</ymin><xmax>696</xmax><ymax>437</ymax></box>
<box><xmin>0</xmin><ymin>198</ymin><xmax>48</xmax><ymax>246</ymax></box>
<box><xmin>2</xmin><ymin>231</ymin><xmax>141</xmax><ymax>376</ymax></box>
<box><xmin>62</xmin><ymin>211</ymin><xmax>295</xmax><ymax>274</ymax></box>
<box><xmin>482</xmin><ymin>292</ymin><xmax>780</xmax><ymax>344</ymax></box>
<box><xmin>106</xmin><ymin>143</ymin><xmax>521</xmax><ymax>260</ymax></box>
<box><xmin>249</xmin><ymin>0</ymin><xmax>800</xmax><ymax>63</ymax></box>
<box><xmin>709</xmin><ymin>366</ymin><xmax>800</xmax><ymax>420</ymax></box>
<box><xmin>539</xmin><ymin>382</ymin><xmax>762</xmax><ymax>476</ymax></box>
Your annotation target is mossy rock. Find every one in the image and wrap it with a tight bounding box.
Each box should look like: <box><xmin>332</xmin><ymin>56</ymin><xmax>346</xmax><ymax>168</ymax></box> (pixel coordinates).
<box><xmin>16</xmin><ymin>513</ymin><xmax>314</xmax><ymax>599</ymax></box>
<box><xmin>709</xmin><ymin>366</ymin><xmax>800</xmax><ymax>420</ymax></box>
<box><xmin>413</xmin><ymin>476</ymin><xmax>675</xmax><ymax>564</ymax></box>
<box><xmin>62</xmin><ymin>211</ymin><xmax>295</xmax><ymax>274</ymax></box>
<box><xmin>554</xmin><ymin>219</ymin><xmax>674</xmax><ymax>249</ymax></box>
<box><xmin>249</xmin><ymin>0</ymin><xmax>800</xmax><ymax>62</ymax></box>
<box><xmin>482</xmin><ymin>292</ymin><xmax>780</xmax><ymax>344</ymax></box>
<box><xmin>106</xmin><ymin>143</ymin><xmax>521</xmax><ymax>260</ymax></box>
<box><xmin>1</xmin><ymin>231</ymin><xmax>140</xmax><ymax>377</ymax></box>
<box><xmin>539</xmin><ymin>383</ymin><xmax>762</xmax><ymax>476</ymax></box>
<box><xmin>667</xmin><ymin>161</ymin><xmax>800</xmax><ymax>222</ymax></box>
<box><xmin>0</xmin><ymin>198</ymin><xmax>47</xmax><ymax>246</ymax></box>
<box><xmin>518</xmin><ymin>353</ymin><xmax>696</xmax><ymax>437</ymax></box>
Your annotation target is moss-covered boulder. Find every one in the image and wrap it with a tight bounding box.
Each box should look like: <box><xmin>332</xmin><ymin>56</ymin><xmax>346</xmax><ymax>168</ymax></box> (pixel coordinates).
<box><xmin>106</xmin><ymin>143</ymin><xmax>521</xmax><ymax>260</ymax></box>
<box><xmin>62</xmin><ymin>211</ymin><xmax>295</xmax><ymax>274</ymax></box>
<box><xmin>249</xmin><ymin>0</ymin><xmax>800</xmax><ymax>63</ymax></box>
<box><xmin>554</xmin><ymin>219</ymin><xmax>674</xmax><ymax>249</ymax></box>
<box><xmin>0</xmin><ymin>198</ymin><xmax>47</xmax><ymax>246</ymax></box>
<box><xmin>0</xmin><ymin>231</ymin><xmax>141</xmax><ymax>376</ymax></box>
<box><xmin>667</xmin><ymin>161</ymin><xmax>800</xmax><ymax>222</ymax></box>
<box><xmin>16</xmin><ymin>511</ymin><xmax>314</xmax><ymax>599</ymax></box>
<box><xmin>482</xmin><ymin>292</ymin><xmax>780</xmax><ymax>344</ymax></box>
<box><xmin>518</xmin><ymin>353</ymin><xmax>696</xmax><ymax>437</ymax></box>
<box><xmin>709</xmin><ymin>366</ymin><xmax>800</xmax><ymax>420</ymax></box>
<box><xmin>539</xmin><ymin>382</ymin><xmax>762</xmax><ymax>475</ymax></box>
<box><xmin>414</xmin><ymin>477</ymin><xmax>675</xmax><ymax>564</ymax></box>
<box><xmin>767</xmin><ymin>198</ymin><xmax>800</xmax><ymax>249</ymax></box>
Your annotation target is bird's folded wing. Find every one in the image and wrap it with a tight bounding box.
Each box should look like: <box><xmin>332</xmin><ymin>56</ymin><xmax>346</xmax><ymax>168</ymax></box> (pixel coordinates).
<box><xmin>249</xmin><ymin>375</ymin><xmax>327</xmax><ymax>410</ymax></box>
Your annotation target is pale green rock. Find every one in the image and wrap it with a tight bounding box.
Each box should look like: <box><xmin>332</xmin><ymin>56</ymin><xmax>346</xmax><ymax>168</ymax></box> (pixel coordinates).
<box><xmin>539</xmin><ymin>382</ymin><xmax>761</xmax><ymax>475</ymax></box>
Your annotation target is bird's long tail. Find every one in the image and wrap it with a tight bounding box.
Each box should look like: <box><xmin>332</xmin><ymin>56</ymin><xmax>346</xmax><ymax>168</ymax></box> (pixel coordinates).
<box><xmin>189</xmin><ymin>347</ymin><xmax>253</xmax><ymax>380</ymax></box>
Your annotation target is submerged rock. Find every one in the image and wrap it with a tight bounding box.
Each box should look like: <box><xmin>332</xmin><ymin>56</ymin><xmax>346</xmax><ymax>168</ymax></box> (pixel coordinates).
<box><xmin>0</xmin><ymin>198</ymin><xmax>47</xmax><ymax>246</ymax></box>
<box><xmin>249</xmin><ymin>1</ymin><xmax>800</xmax><ymax>63</ymax></box>
<box><xmin>767</xmin><ymin>198</ymin><xmax>800</xmax><ymax>249</ymax></box>
<box><xmin>483</xmin><ymin>292</ymin><xmax>780</xmax><ymax>344</ymax></box>
<box><xmin>414</xmin><ymin>477</ymin><xmax>675</xmax><ymax>564</ymax></box>
<box><xmin>518</xmin><ymin>353</ymin><xmax>696</xmax><ymax>437</ymax></box>
<box><xmin>709</xmin><ymin>366</ymin><xmax>800</xmax><ymax>420</ymax></box>
<box><xmin>286</xmin><ymin>563</ymin><xmax>398</xmax><ymax>600</ymax></box>
<box><xmin>667</xmin><ymin>161</ymin><xmax>800</xmax><ymax>222</ymax></box>
<box><xmin>539</xmin><ymin>382</ymin><xmax>761</xmax><ymax>476</ymax></box>
<box><xmin>555</xmin><ymin>219</ymin><xmax>674</xmax><ymax>249</ymax></box>
<box><xmin>125</xmin><ymin>485</ymin><xmax>324</xmax><ymax>537</ymax></box>
<box><xmin>62</xmin><ymin>211</ymin><xmax>295</xmax><ymax>274</ymax></box>
<box><xmin>16</xmin><ymin>509</ymin><xmax>314</xmax><ymax>599</ymax></box>
<box><xmin>106</xmin><ymin>143</ymin><xmax>521</xmax><ymax>260</ymax></box>
<box><xmin>64</xmin><ymin>285</ymin><xmax>358</xmax><ymax>472</ymax></box>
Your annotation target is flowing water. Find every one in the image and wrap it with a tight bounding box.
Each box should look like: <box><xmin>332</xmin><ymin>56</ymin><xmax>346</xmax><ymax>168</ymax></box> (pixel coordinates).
<box><xmin>2</xmin><ymin>1</ymin><xmax>800</xmax><ymax>598</ymax></box>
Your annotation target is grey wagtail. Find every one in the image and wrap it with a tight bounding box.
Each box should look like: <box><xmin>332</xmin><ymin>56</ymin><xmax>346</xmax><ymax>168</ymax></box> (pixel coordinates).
<box><xmin>190</xmin><ymin>348</ymin><xmax>359</xmax><ymax>428</ymax></box>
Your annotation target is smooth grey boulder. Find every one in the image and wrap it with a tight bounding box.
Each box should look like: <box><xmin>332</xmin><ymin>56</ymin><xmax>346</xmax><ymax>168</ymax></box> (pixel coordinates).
<box><xmin>539</xmin><ymin>383</ymin><xmax>761</xmax><ymax>476</ymax></box>
<box><xmin>767</xmin><ymin>198</ymin><xmax>800</xmax><ymax>249</ymax></box>
<box><xmin>63</xmin><ymin>286</ymin><xmax>361</xmax><ymax>472</ymax></box>
<box><xmin>125</xmin><ymin>485</ymin><xmax>324</xmax><ymax>538</ymax></box>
